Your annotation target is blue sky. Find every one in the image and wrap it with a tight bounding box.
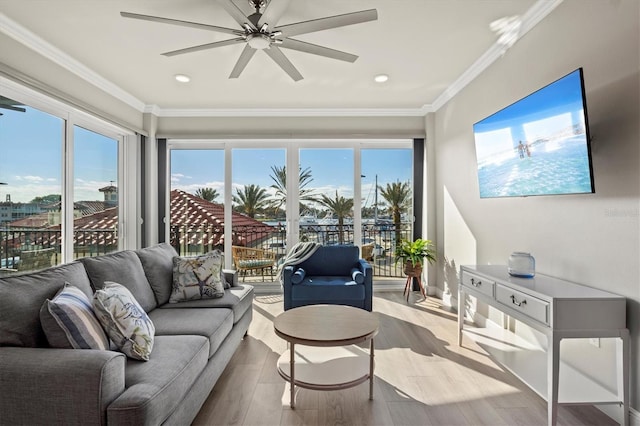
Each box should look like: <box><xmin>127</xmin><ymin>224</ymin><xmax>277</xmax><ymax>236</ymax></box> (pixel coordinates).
<box><xmin>170</xmin><ymin>147</ymin><xmax>412</xmax><ymax>209</ymax></box>
<box><xmin>0</xmin><ymin>105</ymin><xmax>117</xmax><ymax>203</ymax></box>
<box><xmin>0</xmin><ymin>101</ymin><xmax>411</xmax><ymax>206</ymax></box>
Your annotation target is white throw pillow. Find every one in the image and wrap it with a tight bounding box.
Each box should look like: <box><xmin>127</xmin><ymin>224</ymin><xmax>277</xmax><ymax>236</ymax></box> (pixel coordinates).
<box><xmin>93</xmin><ymin>281</ymin><xmax>155</xmax><ymax>361</ymax></box>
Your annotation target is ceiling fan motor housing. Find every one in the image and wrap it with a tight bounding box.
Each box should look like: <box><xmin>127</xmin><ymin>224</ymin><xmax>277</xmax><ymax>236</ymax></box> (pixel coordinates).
<box><xmin>247</xmin><ymin>33</ymin><xmax>271</xmax><ymax>49</ymax></box>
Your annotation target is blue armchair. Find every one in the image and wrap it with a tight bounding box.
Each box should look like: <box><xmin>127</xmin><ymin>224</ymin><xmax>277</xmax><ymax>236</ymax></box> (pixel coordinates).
<box><xmin>282</xmin><ymin>245</ymin><xmax>373</xmax><ymax>311</ymax></box>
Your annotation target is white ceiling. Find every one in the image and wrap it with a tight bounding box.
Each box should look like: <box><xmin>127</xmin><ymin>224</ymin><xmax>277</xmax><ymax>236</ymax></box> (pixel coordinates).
<box><xmin>0</xmin><ymin>0</ymin><xmax>559</xmax><ymax>113</ymax></box>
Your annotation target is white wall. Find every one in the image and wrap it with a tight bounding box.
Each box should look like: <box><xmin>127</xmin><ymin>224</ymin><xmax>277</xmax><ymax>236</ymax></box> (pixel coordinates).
<box><xmin>433</xmin><ymin>0</ymin><xmax>639</xmax><ymax>414</ymax></box>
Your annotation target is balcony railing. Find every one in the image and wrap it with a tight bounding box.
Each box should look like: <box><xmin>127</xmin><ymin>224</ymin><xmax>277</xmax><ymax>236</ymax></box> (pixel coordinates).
<box><xmin>170</xmin><ymin>222</ymin><xmax>412</xmax><ymax>280</ymax></box>
<box><xmin>0</xmin><ymin>227</ymin><xmax>118</xmax><ymax>275</ymax></box>
<box><xmin>0</xmin><ymin>224</ymin><xmax>412</xmax><ymax>280</ymax></box>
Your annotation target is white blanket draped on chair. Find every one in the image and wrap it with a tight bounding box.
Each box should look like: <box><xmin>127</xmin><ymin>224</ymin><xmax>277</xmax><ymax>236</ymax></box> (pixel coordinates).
<box><xmin>276</xmin><ymin>242</ymin><xmax>322</xmax><ymax>283</ymax></box>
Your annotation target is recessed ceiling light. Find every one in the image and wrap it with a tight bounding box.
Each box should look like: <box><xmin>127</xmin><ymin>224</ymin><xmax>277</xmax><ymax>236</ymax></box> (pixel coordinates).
<box><xmin>175</xmin><ymin>74</ymin><xmax>190</xmax><ymax>83</ymax></box>
<box><xmin>374</xmin><ymin>74</ymin><xmax>389</xmax><ymax>83</ymax></box>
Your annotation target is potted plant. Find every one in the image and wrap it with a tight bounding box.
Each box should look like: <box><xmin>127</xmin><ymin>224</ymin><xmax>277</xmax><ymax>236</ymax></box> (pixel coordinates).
<box><xmin>394</xmin><ymin>238</ymin><xmax>436</xmax><ymax>277</ymax></box>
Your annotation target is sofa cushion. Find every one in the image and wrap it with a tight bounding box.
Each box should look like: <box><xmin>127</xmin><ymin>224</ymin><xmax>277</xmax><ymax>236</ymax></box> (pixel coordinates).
<box><xmin>93</xmin><ymin>282</ymin><xmax>155</xmax><ymax>361</ymax></box>
<box><xmin>136</xmin><ymin>243</ymin><xmax>178</xmax><ymax>305</ymax></box>
<box><xmin>149</xmin><ymin>307</ymin><xmax>233</xmax><ymax>358</ymax></box>
<box><xmin>292</xmin><ymin>277</ymin><xmax>365</xmax><ymax>302</ymax></box>
<box><xmin>40</xmin><ymin>283</ymin><xmax>109</xmax><ymax>350</ymax></box>
<box><xmin>159</xmin><ymin>284</ymin><xmax>254</xmax><ymax>324</ymax></box>
<box><xmin>107</xmin><ymin>334</ymin><xmax>209</xmax><ymax>426</ymax></box>
<box><xmin>170</xmin><ymin>251</ymin><xmax>226</xmax><ymax>303</ymax></box>
<box><xmin>0</xmin><ymin>262</ymin><xmax>93</xmax><ymax>347</ymax></box>
<box><xmin>81</xmin><ymin>251</ymin><xmax>158</xmax><ymax>312</ymax></box>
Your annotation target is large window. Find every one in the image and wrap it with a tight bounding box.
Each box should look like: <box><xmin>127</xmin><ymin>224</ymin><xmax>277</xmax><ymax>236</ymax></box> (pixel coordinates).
<box><xmin>361</xmin><ymin>148</ymin><xmax>414</xmax><ymax>278</ymax></box>
<box><xmin>0</xmin><ymin>87</ymin><xmax>132</xmax><ymax>274</ymax></box>
<box><xmin>73</xmin><ymin>126</ymin><xmax>119</xmax><ymax>258</ymax></box>
<box><xmin>299</xmin><ymin>147</ymin><xmax>354</xmax><ymax>245</ymax></box>
<box><xmin>166</xmin><ymin>140</ymin><xmax>415</xmax><ymax>286</ymax></box>
<box><xmin>0</xmin><ymin>99</ymin><xmax>63</xmax><ymax>271</ymax></box>
<box><xmin>169</xmin><ymin>149</ymin><xmax>225</xmax><ymax>256</ymax></box>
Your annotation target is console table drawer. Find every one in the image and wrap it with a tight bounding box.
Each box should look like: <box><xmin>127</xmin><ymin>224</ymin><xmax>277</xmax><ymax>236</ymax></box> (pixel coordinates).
<box><xmin>461</xmin><ymin>271</ymin><xmax>495</xmax><ymax>298</ymax></box>
<box><xmin>496</xmin><ymin>284</ymin><xmax>549</xmax><ymax>325</ymax></box>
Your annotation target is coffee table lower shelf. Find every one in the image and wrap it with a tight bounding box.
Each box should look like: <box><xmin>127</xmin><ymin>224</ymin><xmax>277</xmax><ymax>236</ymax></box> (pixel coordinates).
<box><xmin>277</xmin><ymin>345</ymin><xmax>372</xmax><ymax>392</ymax></box>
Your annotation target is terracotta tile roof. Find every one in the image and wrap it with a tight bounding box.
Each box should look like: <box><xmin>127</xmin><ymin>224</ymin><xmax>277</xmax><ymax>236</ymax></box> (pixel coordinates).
<box><xmin>2</xmin><ymin>190</ymin><xmax>275</xmax><ymax>251</ymax></box>
<box><xmin>42</xmin><ymin>201</ymin><xmax>109</xmax><ymax>216</ymax></box>
<box><xmin>76</xmin><ymin>201</ymin><xmax>110</xmax><ymax>215</ymax></box>
<box><xmin>170</xmin><ymin>189</ymin><xmax>274</xmax><ymax>247</ymax></box>
<box><xmin>6</xmin><ymin>213</ymin><xmax>50</xmax><ymax>228</ymax></box>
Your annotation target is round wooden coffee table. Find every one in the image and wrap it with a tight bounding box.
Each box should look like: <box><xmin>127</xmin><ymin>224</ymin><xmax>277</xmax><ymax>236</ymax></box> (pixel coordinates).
<box><xmin>273</xmin><ymin>304</ymin><xmax>379</xmax><ymax>408</ymax></box>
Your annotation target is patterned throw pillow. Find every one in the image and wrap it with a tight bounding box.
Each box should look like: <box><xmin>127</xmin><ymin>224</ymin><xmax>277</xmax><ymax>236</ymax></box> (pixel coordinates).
<box><xmin>170</xmin><ymin>251</ymin><xmax>226</xmax><ymax>303</ymax></box>
<box><xmin>93</xmin><ymin>281</ymin><xmax>155</xmax><ymax>361</ymax></box>
<box><xmin>40</xmin><ymin>283</ymin><xmax>109</xmax><ymax>350</ymax></box>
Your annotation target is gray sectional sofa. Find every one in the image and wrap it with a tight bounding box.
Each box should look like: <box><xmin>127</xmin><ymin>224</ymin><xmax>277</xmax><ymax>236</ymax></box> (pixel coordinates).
<box><xmin>0</xmin><ymin>243</ymin><xmax>254</xmax><ymax>425</ymax></box>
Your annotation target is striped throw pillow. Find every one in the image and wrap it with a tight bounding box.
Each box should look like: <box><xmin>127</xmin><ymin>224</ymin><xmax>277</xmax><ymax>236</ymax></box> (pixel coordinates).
<box><xmin>40</xmin><ymin>283</ymin><xmax>109</xmax><ymax>350</ymax></box>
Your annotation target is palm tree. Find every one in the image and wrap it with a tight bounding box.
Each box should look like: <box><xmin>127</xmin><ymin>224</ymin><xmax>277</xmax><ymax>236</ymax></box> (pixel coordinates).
<box><xmin>194</xmin><ymin>187</ymin><xmax>219</xmax><ymax>203</ymax></box>
<box><xmin>269</xmin><ymin>165</ymin><xmax>318</xmax><ymax>213</ymax></box>
<box><xmin>317</xmin><ymin>191</ymin><xmax>354</xmax><ymax>244</ymax></box>
<box><xmin>379</xmin><ymin>181</ymin><xmax>411</xmax><ymax>244</ymax></box>
<box><xmin>232</xmin><ymin>184</ymin><xmax>270</xmax><ymax>218</ymax></box>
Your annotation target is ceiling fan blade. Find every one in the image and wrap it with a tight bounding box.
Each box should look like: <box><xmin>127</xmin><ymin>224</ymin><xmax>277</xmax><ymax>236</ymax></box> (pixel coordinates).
<box><xmin>229</xmin><ymin>45</ymin><xmax>258</xmax><ymax>78</ymax></box>
<box><xmin>0</xmin><ymin>104</ymin><xmax>26</xmax><ymax>112</ymax></box>
<box><xmin>218</xmin><ymin>0</ymin><xmax>256</xmax><ymax>30</ymax></box>
<box><xmin>276</xmin><ymin>9</ymin><xmax>377</xmax><ymax>37</ymax></box>
<box><xmin>263</xmin><ymin>46</ymin><xmax>303</xmax><ymax>81</ymax></box>
<box><xmin>162</xmin><ymin>37</ymin><xmax>245</xmax><ymax>57</ymax></box>
<box><xmin>279</xmin><ymin>38</ymin><xmax>358</xmax><ymax>62</ymax></box>
<box><xmin>257</xmin><ymin>0</ymin><xmax>291</xmax><ymax>28</ymax></box>
<box><xmin>120</xmin><ymin>12</ymin><xmax>242</xmax><ymax>36</ymax></box>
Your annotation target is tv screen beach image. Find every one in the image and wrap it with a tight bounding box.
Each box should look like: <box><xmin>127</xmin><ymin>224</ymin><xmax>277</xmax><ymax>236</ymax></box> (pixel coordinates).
<box><xmin>473</xmin><ymin>69</ymin><xmax>594</xmax><ymax>198</ymax></box>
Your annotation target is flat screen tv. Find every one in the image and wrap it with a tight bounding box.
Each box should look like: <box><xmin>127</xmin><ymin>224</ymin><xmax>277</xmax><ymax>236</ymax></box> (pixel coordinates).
<box><xmin>473</xmin><ymin>68</ymin><xmax>594</xmax><ymax>198</ymax></box>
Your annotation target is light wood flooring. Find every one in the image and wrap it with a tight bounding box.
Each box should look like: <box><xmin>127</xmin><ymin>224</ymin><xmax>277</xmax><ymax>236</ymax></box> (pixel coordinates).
<box><xmin>193</xmin><ymin>292</ymin><xmax>618</xmax><ymax>426</ymax></box>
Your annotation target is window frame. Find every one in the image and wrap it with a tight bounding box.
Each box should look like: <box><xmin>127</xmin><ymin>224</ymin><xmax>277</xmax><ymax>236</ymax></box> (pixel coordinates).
<box><xmin>166</xmin><ymin>138</ymin><xmax>414</xmax><ymax>272</ymax></box>
<box><xmin>0</xmin><ymin>76</ymin><xmax>138</xmax><ymax>263</ymax></box>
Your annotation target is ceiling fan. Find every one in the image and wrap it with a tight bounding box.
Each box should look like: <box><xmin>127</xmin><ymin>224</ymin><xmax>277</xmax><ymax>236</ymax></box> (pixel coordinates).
<box><xmin>121</xmin><ymin>0</ymin><xmax>378</xmax><ymax>82</ymax></box>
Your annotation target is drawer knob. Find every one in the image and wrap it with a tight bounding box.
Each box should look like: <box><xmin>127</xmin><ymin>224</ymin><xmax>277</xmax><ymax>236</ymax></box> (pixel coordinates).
<box><xmin>470</xmin><ymin>278</ymin><xmax>482</xmax><ymax>287</ymax></box>
<box><xmin>510</xmin><ymin>294</ymin><xmax>527</xmax><ymax>307</ymax></box>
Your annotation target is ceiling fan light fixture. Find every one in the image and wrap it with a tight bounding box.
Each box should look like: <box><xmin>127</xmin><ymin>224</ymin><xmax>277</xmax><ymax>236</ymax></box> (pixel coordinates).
<box><xmin>174</xmin><ymin>74</ymin><xmax>191</xmax><ymax>83</ymax></box>
<box><xmin>247</xmin><ymin>33</ymin><xmax>271</xmax><ymax>49</ymax></box>
<box><xmin>374</xmin><ymin>74</ymin><xmax>389</xmax><ymax>83</ymax></box>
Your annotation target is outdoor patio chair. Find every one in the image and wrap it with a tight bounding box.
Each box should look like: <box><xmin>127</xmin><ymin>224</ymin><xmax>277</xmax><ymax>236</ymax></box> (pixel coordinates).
<box><xmin>231</xmin><ymin>245</ymin><xmax>277</xmax><ymax>281</ymax></box>
<box><xmin>18</xmin><ymin>247</ymin><xmax>55</xmax><ymax>272</ymax></box>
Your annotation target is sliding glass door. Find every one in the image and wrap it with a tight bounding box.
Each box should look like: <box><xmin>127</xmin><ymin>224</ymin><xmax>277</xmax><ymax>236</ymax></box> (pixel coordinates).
<box><xmin>166</xmin><ymin>140</ymin><xmax>414</xmax><ymax>286</ymax></box>
<box><xmin>299</xmin><ymin>147</ymin><xmax>354</xmax><ymax>246</ymax></box>
<box><xmin>0</xmin><ymin>89</ymin><xmax>131</xmax><ymax>274</ymax></box>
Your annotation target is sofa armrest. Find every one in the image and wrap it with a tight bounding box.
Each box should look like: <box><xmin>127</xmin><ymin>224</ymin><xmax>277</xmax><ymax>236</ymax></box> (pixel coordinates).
<box><xmin>223</xmin><ymin>268</ymin><xmax>239</xmax><ymax>287</ymax></box>
<box><xmin>0</xmin><ymin>347</ymin><xmax>125</xmax><ymax>426</ymax></box>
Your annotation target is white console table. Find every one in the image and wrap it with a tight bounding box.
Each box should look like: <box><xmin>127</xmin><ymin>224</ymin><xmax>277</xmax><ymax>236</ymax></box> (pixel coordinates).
<box><xmin>457</xmin><ymin>265</ymin><xmax>629</xmax><ymax>426</ymax></box>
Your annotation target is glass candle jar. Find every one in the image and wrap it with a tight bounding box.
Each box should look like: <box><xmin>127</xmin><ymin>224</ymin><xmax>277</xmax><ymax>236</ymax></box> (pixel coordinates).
<box><xmin>508</xmin><ymin>252</ymin><xmax>535</xmax><ymax>278</ymax></box>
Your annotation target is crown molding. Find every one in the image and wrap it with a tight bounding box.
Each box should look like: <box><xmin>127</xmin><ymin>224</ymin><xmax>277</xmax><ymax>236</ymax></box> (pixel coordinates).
<box><xmin>153</xmin><ymin>106</ymin><xmax>433</xmax><ymax>118</ymax></box>
<box><xmin>432</xmin><ymin>0</ymin><xmax>563</xmax><ymax>111</ymax></box>
<box><xmin>0</xmin><ymin>12</ymin><xmax>146</xmax><ymax>112</ymax></box>
<box><xmin>143</xmin><ymin>104</ymin><xmax>162</xmax><ymax>116</ymax></box>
